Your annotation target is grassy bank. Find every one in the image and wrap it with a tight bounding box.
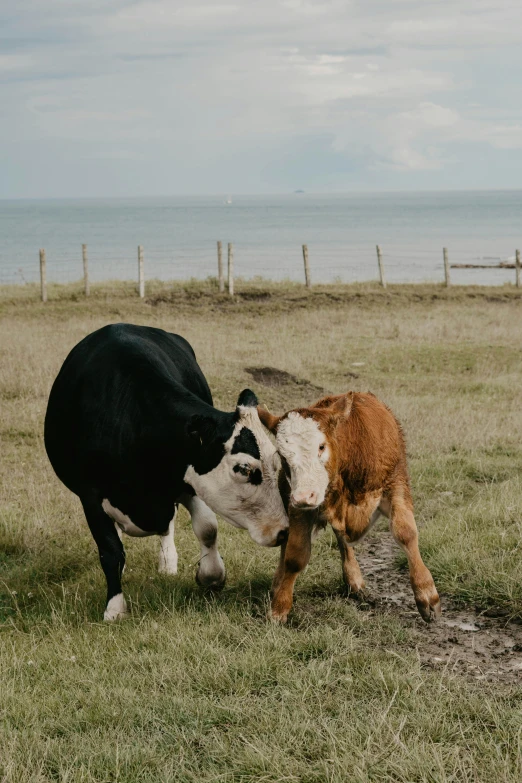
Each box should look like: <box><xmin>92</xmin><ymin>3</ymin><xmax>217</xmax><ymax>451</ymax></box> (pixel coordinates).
<box><xmin>1</xmin><ymin>281</ymin><xmax>521</xmax><ymax>781</ymax></box>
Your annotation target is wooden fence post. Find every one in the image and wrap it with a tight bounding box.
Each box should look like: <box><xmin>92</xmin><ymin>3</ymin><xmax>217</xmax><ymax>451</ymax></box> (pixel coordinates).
<box><xmin>376</xmin><ymin>245</ymin><xmax>386</xmax><ymax>288</ymax></box>
<box><xmin>443</xmin><ymin>247</ymin><xmax>450</xmax><ymax>287</ymax></box>
<box><xmin>82</xmin><ymin>244</ymin><xmax>90</xmax><ymax>297</ymax></box>
<box><xmin>217</xmin><ymin>241</ymin><xmax>224</xmax><ymax>292</ymax></box>
<box><xmin>138</xmin><ymin>245</ymin><xmax>145</xmax><ymax>298</ymax></box>
<box><xmin>228</xmin><ymin>243</ymin><xmax>234</xmax><ymax>296</ymax></box>
<box><xmin>39</xmin><ymin>249</ymin><xmax>47</xmax><ymax>303</ymax></box>
<box><xmin>302</xmin><ymin>244</ymin><xmax>311</xmax><ymax>288</ymax></box>
<box><xmin>516</xmin><ymin>249</ymin><xmax>521</xmax><ymax>289</ymax></box>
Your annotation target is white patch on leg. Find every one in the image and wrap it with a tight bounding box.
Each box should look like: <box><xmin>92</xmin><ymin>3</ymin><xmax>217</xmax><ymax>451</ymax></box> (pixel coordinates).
<box><xmin>158</xmin><ymin>511</ymin><xmax>178</xmax><ymax>575</ymax></box>
<box><xmin>104</xmin><ymin>593</ymin><xmax>130</xmax><ymax>621</ymax></box>
<box><xmin>182</xmin><ymin>494</ymin><xmax>225</xmax><ymax>589</ymax></box>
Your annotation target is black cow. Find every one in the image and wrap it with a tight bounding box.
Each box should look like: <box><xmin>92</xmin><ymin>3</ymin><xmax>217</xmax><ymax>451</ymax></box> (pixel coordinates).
<box><xmin>44</xmin><ymin>324</ymin><xmax>287</xmax><ymax>620</ymax></box>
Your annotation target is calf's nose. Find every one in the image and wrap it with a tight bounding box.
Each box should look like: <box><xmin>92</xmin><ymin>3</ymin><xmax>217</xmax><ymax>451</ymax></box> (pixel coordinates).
<box><xmin>291</xmin><ymin>490</ymin><xmax>318</xmax><ymax>508</ymax></box>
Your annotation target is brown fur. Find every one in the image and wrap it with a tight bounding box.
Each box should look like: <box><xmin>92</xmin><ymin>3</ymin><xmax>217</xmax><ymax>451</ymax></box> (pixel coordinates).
<box><xmin>259</xmin><ymin>393</ymin><xmax>441</xmax><ymax>624</ymax></box>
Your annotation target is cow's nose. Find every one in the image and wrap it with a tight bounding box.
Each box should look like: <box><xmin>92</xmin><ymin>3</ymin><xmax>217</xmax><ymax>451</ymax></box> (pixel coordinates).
<box><xmin>275</xmin><ymin>529</ymin><xmax>288</xmax><ymax>546</ymax></box>
<box><xmin>291</xmin><ymin>490</ymin><xmax>318</xmax><ymax>508</ymax></box>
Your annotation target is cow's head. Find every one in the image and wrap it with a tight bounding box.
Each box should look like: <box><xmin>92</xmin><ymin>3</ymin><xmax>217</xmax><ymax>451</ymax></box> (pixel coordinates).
<box><xmin>259</xmin><ymin>394</ymin><xmax>353</xmax><ymax>510</ymax></box>
<box><xmin>184</xmin><ymin>389</ymin><xmax>288</xmax><ymax>547</ymax></box>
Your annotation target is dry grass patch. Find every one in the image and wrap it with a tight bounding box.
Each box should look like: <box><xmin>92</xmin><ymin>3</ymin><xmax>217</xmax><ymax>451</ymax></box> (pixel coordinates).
<box><xmin>1</xmin><ymin>281</ymin><xmax>521</xmax><ymax>781</ymax></box>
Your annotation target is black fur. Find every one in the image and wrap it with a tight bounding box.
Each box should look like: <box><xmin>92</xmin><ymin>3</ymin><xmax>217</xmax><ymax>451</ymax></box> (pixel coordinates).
<box><xmin>249</xmin><ymin>468</ymin><xmax>263</xmax><ymax>485</ymax></box>
<box><xmin>231</xmin><ymin>426</ymin><xmax>260</xmax><ymax>460</ymax></box>
<box><xmin>44</xmin><ymin>324</ymin><xmax>237</xmax><ymax>605</ymax></box>
<box><xmin>237</xmin><ymin>388</ymin><xmax>258</xmax><ymax>408</ymax></box>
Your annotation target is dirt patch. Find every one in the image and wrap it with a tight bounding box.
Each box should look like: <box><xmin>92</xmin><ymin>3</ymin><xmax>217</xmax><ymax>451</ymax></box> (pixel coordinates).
<box><xmin>245</xmin><ymin>366</ymin><xmax>324</xmax><ymax>394</ymax></box>
<box><xmin>354</xmin><ymin>533</ymin><xmax>522</xmax><ymax>684</ymax></box>
<box><xmin>238</xmin><ymin>292</ymin><xmax>272</xmax><ymax>301</ymax></box>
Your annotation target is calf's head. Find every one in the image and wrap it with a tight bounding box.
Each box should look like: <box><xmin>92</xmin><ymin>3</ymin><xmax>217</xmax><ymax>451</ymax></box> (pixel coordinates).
<box><xmin>259</xmin><ymin>394</ymin><xmax>353</xmax><ymax>510</ymax></box>
<box><xmin>184</xmin><ymin>389</ymin><xmax>288</xmax><ymax>547</ymax></box>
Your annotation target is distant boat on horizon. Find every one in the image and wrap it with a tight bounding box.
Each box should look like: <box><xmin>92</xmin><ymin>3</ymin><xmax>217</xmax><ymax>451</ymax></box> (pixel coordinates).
<box><xmin>224</xmin><ymin>196</ymin><xmax>232</xmax><ymax>204</ymax></box>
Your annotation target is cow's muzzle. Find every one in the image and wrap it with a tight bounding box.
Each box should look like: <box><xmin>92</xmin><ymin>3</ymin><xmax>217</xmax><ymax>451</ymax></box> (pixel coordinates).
<box><xmin>290</xmin><ymin>490</ymin><xmax>319</xmax><ymax>509</ymax></box>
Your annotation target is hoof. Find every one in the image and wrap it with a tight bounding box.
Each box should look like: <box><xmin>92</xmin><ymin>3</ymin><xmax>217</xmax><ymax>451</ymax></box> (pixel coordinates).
<box><xmin>158</xmin><ymin>562</ymin><xmax>178</xmax><ymax>576</ymax></box>
<box><xmin>416</xmin><ymin>595</ymin><xmax>442</xmax><ymax>623</ymax></box>
<box><xmin>269</xmin><ymin>606</ymin><xmax>290</xmax><ymax>624</ymax></box>
<box><xmin>196</xmin><ymin>568</ymin><xmax>226</xmax><ymax>591</ymax></box>
<box><xmin>344</xmin><ymin>578</ymin><xmax>366</xmax><ymax>597</ymax></box>
<box><xmin>104</xmin><ymin>593</ymin><xmax>130</xmax><ymax>622</ymax></box>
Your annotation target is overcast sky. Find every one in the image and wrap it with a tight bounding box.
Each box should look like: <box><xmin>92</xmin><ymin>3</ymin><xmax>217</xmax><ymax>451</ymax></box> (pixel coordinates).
<box><xmin>2</xmin><ymin>0</ymin><xmax>522</xmax><ymax>197</ymax></box>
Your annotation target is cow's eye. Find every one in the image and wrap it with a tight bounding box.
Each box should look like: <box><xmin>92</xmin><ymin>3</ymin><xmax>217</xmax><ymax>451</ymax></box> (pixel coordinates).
<box><xmin>233</xmin><ymin>463</ymin><xmax>251</xmax><ymax>478</ymax></box>
<box><xmin>319</xmin><ymin>443</ymin><xmax>326</xmax><ymax>454</ymax></box>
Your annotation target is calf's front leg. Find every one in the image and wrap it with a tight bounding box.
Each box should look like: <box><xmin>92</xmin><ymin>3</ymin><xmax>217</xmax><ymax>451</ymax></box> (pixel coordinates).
<box><xmin>270</xmin><ymin>518</ymin><xmax>312</xmax><ymax>623</ymax></box>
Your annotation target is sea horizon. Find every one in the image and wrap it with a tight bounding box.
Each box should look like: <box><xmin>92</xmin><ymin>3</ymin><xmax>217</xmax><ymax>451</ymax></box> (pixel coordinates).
<box><xmin>1</xmin><ymin>190</ymin><xmax>521</xmax><ymax>287</ymax></box>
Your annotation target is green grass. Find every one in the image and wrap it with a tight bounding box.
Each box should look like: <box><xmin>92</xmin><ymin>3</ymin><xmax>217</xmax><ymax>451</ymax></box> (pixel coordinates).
<box><xmin>1</xmin><ymin>280</ymin><xmax>521</xmax><ymax>781</ymax></box>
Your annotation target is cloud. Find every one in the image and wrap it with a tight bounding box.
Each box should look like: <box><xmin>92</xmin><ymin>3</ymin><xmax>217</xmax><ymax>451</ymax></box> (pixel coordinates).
<box><xmin>1</xmin><ymin>0</ymin><xmax>522</xmax><ymax>195</ymax></box>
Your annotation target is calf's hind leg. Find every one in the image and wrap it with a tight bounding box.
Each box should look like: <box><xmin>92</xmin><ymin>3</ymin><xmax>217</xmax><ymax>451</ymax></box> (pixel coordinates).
<box><xmin>388</xmin><ymin>490</ymin><xmax>441</xmax><ymax>623</ymax></box>
<box><xmin>82</xmin><ymin>497</ymin><xmax>130</xmax><ymax>621</ymax></box>
<box><xmin>270</xmin><ymin>518</ymin><xmax>312</xmax><ymax>623</ymax></box>
<box><xmin>181</xmin><ymin>494</ymin><xmax>226</xmax><ymax>590</ymax></box>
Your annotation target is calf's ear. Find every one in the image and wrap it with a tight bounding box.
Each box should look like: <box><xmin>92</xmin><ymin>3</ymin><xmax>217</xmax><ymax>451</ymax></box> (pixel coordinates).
<box><xmin>257</xmin><ymin>406</ymin><xmax>281</xmax><ymax>433</ymax></box>
<box><xmin>186</xmin><ymin>414</ymin><xmax>217</xmax><ymax>446</ymax></box>
<box><xmin>331</xmin><ymin>392</ymin><xmax>354</xmax><ymax>417</ymax></box>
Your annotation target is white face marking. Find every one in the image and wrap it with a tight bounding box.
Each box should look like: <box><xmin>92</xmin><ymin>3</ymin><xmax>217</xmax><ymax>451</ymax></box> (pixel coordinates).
<box><xmin>158</xmin><ymin>512</ymin><xmax>178</xmax><ymax>575</ymax></box>
<box><xmin>184</xmin><ymin>406</ymin><xmax>288</xmax><ymax>547</ymax></box>
<box><xmin>276</xmin><ymin>412</ymin><xmax>330</xmax><ymax>508</ymax></box>
<box><xmin>102</xmin><ymin>499</ymin><xmax>155</xmax><ymax>537</ymax></box>
<box><xmin>104</xmin><ymin>593</ymin><xmax>130</xmax><ymax>622</ymax></box>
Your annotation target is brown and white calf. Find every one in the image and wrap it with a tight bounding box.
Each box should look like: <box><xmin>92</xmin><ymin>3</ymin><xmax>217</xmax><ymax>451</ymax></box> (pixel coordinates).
<box><xmin>259</xmin><ymin>392</ymin><xmax>441</xmax><ymax>624</ymax></box>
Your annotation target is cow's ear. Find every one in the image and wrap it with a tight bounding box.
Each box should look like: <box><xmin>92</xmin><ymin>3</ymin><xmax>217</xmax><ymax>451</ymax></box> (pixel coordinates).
<box><xmin>237</xmin><ymin>388</ymin><xmax>258</xmax><ymax>408</ymax></box>
<box><xmin>257</xmin><ymin>406</ymin><xmax>281</xmax><ymax>433</ymax></box>
<box><xmin>330</xmin><ymin>392</ymin><xmax>353</xmax><ymax>418</ymax></box>
<box><xmin>186</xmin><ymin>414</ymin><xmax>217</xmax><ymax>446</ymax></box>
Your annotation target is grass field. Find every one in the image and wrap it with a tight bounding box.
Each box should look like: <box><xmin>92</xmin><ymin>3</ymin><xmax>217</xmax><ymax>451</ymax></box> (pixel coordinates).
<box><xmin>1</xmin><ymin>280</ymin><xmax>521</xmax><ymax>782</ymax></box>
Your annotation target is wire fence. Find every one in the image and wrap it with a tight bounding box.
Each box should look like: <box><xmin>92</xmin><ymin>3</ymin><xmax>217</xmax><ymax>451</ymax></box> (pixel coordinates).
<box><xmin>1</xmin><ymin>242</ymin><xmax>521</xmax><ymax>298</ymax></box>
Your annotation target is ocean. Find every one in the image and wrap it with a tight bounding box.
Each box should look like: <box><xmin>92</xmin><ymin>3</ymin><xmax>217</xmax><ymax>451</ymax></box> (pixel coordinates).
<box><xmin>1</xmin><ymin>191</ymin><xmax>521</xmax><ymax>287</ymax></box>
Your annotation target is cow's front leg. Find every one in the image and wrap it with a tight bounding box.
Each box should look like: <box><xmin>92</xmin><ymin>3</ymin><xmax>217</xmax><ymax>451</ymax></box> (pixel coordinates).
<box><xmin>389</xmin><ymin>491</ymin><xmax>441</xmax><ymax>623</ymax></box>
<box><xmin>82</xmin><ymin>497</ymin><xmax>130</xmax><ymax>621</ymax></box>
<box><xmin>333</xmin><ymin>530</ymin><xmax>365</xmax><ymax>594</ymax></box>
<box><xmin>181</xmin><ymin>494</ymin><xmax>226</xmax><ymax>590</ymax></box>
<box><xmin>158</xmin><ymin>506</ymin><xmax>178</xmax><ymax>575</ymax></box>
<box><xmin>270</xmin><ymin>517</ymin><xmax>312</xmax><ymax>623</ymax></box>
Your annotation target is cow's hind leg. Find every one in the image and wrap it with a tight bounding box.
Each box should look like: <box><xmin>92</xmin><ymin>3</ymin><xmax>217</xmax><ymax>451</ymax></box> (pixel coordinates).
<box><xmin>181</xmin><ymin>494</ymin><xmax>226</xmax><ymax>590</ymax></box>
<box><xmin>334</xmin><ymin>530</ymin><xmax>365</xmax><ymax>594</ymax></box>
<box><xmin>388</xmin><ymin>490</ymin><xmax>441</xmax><ymax>623</ymax></box>
<box><xmin>158</xmin><ymin>506</ymin><xmax>178</xmax><ymax>575</ymax></box>
<box><xmin>81</xmin><ymin>497</ymin><xmax>130</xmax><ymax>621</ymax></box>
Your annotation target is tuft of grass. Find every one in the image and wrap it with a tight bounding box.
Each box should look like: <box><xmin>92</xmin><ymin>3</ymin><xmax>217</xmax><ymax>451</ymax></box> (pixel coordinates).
<box><xmin>1</xmin><ymin>281</ymin><xmax>521</xmax><ymax>781</ymax></box>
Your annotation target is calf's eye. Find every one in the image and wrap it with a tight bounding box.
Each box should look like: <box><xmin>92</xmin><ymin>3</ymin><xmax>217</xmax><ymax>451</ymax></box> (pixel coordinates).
<box><xmin>319</xmin><ymin>443</ymin><xmax>325</xmax><ymax>453</ymax></box>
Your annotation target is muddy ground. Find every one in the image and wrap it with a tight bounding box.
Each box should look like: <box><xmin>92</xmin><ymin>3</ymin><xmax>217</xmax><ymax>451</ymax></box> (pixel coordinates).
<box><xmin>351</xmin><ymin>532</ymin><xmax>522</xmax><ymax>685</ymax></box>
